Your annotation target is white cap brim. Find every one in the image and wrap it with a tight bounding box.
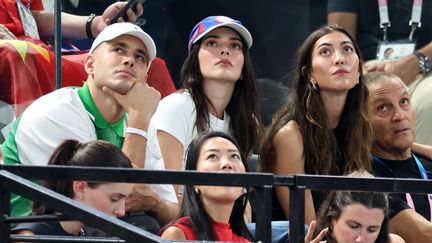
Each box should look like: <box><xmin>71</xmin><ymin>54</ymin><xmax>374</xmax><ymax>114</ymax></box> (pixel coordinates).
<box><xmin>89</xmin><ymin>23</ymin><xmax>156</xmax><ymax>65</ymax></box>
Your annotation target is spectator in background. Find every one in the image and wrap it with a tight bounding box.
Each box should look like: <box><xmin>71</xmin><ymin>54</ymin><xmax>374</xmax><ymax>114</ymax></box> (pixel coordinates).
<box><xmin>365</xmin><ymin>71</ymin><xmax>432</xmax><ymax>243</ymax></box>
<box><xmin>12</xmin><ymin>139</ymin><xmax>134</xmax><ymax>237</ymax></box>
<box><xmin>60</xmin><ymin>0</ymin><xmax>176</xmax><ymax>98</ymax></box>
<box><xmin>328</xmin><ymin>0</ymin><xmax>432</xmax><ymax>146</ymax></box>
<box><xmin>137</xmin><ymin>16</ymin><xmax>261</xmax><ymax>208</ymax></box>
<box><xmin>308</xmin><ymin>190</ymin><xmax>402</xmax><ymax>243</ymax></box>
<box><xmin>161</xmin><ymin>131</ymin><xmax>253</xmax><ymax>241</ymax></box>
<box><xmin>259</xmin><ymin>25</ymin><xmax>372</xmax><ymax>224</ymax></box>
<box><xmin>0</xmin><ymin>0</ymin><xmax>144</xmax><ymax>114</ymax></box>
<box><xmin>1</xmin><ymin>22</ymin><xmax>175</xmax><ymax>232</ymax></box>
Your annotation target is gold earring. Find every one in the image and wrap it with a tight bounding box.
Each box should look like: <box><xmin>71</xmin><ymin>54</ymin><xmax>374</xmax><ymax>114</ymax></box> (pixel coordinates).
<box><xmin>310</xmin><ymin>80</ymin><xmax>320</xmax><ymax>94</ymax></box>
<box><xmin>194</xmin><ymin>187</ymin><xmax>200</xmax><ymax>195</ymax></box>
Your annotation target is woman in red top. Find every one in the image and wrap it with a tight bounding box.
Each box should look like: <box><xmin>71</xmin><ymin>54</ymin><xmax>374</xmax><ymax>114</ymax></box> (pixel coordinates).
<box><xmin>161</xmin><ymin>131</ymin><xmax>252</xmax><ymax>241</ymax></box>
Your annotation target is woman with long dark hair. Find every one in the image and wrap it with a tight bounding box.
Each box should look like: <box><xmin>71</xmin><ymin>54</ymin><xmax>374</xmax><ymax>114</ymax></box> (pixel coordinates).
<box><xmin>144</xmin><ymin>16</ymin><xmax>261</xmax><ymax>203</ymax></box>
<box><xmin>259</xmin><ymin>25</ymin><xmax>373</xmax><ymax>223</ymax></box>
<box><xmin>161</xmin><ymin>131</ymin><xmax>253</xmax><ymax>241</ymax></box>
<box><xmin>309</xmin><ymin>191</ymin><xmax>394</xmax><ymax>243</ymax></box>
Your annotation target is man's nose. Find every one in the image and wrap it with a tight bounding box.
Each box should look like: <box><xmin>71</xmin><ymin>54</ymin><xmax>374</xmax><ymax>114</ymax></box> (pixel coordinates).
<box><xmin>392</xmin><ymin>105</ymin><xmax>406</xmax><ymax>121</ymax></box>
<box><xmin>123</xmin><ymin>56</ymin><xmax>134</xmax><ymax>67</ymax></box>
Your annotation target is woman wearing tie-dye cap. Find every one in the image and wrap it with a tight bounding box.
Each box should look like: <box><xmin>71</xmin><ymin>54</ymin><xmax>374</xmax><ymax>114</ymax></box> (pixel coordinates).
<box><xmin>143</xmin><ymin>16</ymin><xmax>261</xmax><ymax>205</ymax></box>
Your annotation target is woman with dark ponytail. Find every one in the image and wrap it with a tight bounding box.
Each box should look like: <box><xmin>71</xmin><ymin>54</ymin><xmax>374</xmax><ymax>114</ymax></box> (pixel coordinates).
<box><xmin>12</xmin><ymin>139</ymin><xmax>133</xmax><ymax>237</ymax></box>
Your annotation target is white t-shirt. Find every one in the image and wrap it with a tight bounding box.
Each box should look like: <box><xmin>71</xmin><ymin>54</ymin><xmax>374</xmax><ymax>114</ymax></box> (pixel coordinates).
<box><xmin>6</xmin><ymin>86</ymin><xmax>178</xmax><ymax>204</ymax></box>
<box><xmin>145</xmin><ymin>91</ymin><xmax>231</xmax><ymax>193</ymax></box>
<box><xmin>14</xmin><ymin>87</ymin><xmax>96</xmax><ymax>166</ymax></box>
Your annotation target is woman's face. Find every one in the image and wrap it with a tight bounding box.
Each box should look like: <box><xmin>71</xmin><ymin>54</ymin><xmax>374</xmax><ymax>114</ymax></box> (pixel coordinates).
<box><xmin>81</xmin><ymin>182</ymin><xmax>133</xmax><ymax>218</ymax></box>
<box><xmin>196</xmin><ymin>137</ymin><xmax>246</xmax><ymax>204</ymax></box>
<box><xmin>331</xmin><ymin>203</ymin><xmax>385</xmax><ymax>243</ymax></box>
<box><xmin>309</xmin><ymin>31</ymin><xmax>360</xmax><ymax>93</ymax></box>
<box><xmin>198</xmin><ymin>27</ymin><xmax>245</xmax><ymax>84</ymax></box>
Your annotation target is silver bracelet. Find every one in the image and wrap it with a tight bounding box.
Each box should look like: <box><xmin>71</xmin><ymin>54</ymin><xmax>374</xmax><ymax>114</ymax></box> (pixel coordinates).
<box><xmin>125</xmin><ymin>127</ymin><xmax>147</xmax><ymax>139</ymax></box>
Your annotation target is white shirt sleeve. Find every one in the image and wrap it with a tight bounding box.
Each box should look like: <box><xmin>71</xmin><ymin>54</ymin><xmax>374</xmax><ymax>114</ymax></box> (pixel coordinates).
<box><xmin>15</xmin><ymin>89</ymin><xmax>96</xmax><ymax>166</ymax></box>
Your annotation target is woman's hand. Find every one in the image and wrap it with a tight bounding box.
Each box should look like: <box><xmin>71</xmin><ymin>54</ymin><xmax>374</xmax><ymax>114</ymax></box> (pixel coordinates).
<box><xmin>305</xmin><ymin>221</ymin><xmax>328</xmax><ymax>243</ymax></box>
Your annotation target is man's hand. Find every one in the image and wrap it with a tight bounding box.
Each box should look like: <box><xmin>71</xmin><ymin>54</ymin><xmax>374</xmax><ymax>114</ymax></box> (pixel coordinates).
<box><xmin>366</xmin><ymin>54</ymin><xmax>420</xmax><ymax>86</ymax></box>
<box><xmin>126</xmin><ymin>184</ymin><xmax>160</xmax><ymax>212</ymax></box>
<box><xmin>126</xmin><ymin>184</ymin><xmax>179</xmax><ymax>226</ymax></box>
<box><xmin>102</xmin><ymin>82</ymin><xmax>160</xmax><ymax>130</ymax></box>
<box><xmin>0</xmin><ymin>24</ymin><xmax>16</xmax><ymax>40</ymax></box>
<box><xmin>93</xmin><ymin>2</ymin><xmax>144</xmax><ymax>37</ymax></box>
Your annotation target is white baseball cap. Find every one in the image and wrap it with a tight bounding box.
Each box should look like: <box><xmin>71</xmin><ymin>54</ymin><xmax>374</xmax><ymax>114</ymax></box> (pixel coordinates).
<box><xmin>89</xmin><ymin>22</ymin><xmax>156</xmax><ymax>65</ymax></box>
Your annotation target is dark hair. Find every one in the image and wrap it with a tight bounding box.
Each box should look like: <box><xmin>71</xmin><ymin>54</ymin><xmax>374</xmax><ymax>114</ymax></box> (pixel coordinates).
<box><xmin>178</xmin><ymin>131</ymin><xmax>253</xmax><ymax>241</ymax></box>
<box><xmin>260</xmin><ymin>25</ymin><xmax>372</xmax><ymax>175</ymax></box>
<box><xmin>314</xmin><ymin>191</ymin><xmax>390</xmax><ymax>243</ymax></box>
<box><xmin>33</xmin><ymin>139</ymin><xmax>132</xmax><ymax>215</ymax></box>
<box><xmin>180</xmin><ymin>27</ymin><xmax>261</xmax><ymax>158</ymax></box>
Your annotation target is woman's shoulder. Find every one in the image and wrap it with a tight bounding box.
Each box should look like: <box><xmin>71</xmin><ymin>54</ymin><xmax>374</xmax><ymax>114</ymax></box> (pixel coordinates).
<box><xmin>161</xmin><ymin>217</ymin><xmax>194</xmax><ymax>240</ymax></box>
<box><xmin>158</xmin><ymin>90</ymin><xmax>195</xmax><ymax>112</ymax></box>
<box><xmin>161</xmin><ymin>225</ymin><xmax>187</xmax><ymax>241</ymax></box>
<box><xmin>273</xmin><ymin>120</ymin><xmax>303</xmax><ymax>146</ymax></box>
<box><xmin>12</xmin><ymin>221</ymin><xmax>68</xmax><ymax>236</ymax></box>
<box><xmin>272</xmin><ymin>120</ymin><xmax>305</xmax><ymax>173</ymax></box>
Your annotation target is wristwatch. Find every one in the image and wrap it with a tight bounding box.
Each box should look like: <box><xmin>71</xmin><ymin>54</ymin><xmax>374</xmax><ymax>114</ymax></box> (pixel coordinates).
<box><xmin>413</xmin><ymin>51</ymin><xmax>432</xmax><ymax>75</ymax></box>
<box><xmin>86</xmin><ymin>14</ymin><xmax>96</xmax><ymax>39</ymax></box>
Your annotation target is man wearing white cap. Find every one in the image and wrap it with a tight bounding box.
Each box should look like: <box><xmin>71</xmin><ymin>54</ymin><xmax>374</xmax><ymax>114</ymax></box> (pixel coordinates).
<box><xmin>1</xmin><ymin>23</ymin><xmax>178</xmax><ymax>228</ymax></box>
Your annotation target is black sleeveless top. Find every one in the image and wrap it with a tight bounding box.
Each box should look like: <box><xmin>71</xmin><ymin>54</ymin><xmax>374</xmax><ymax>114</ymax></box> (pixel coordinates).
<box><xmin>271</xmin><ymin>126</ymin><xmax>346</xmax><ymax>220</ymax></box>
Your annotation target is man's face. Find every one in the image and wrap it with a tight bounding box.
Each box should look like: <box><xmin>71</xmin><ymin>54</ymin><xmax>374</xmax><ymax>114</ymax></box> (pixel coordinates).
<box><xmin>368</xmin><ymin>77</ymin><xmax>416</xmax><ymax>156</ymax></box>
<box><xmin>88</xmin><ymin>35</ymin><xmax>149</xmax><ymax>95</ymax></box>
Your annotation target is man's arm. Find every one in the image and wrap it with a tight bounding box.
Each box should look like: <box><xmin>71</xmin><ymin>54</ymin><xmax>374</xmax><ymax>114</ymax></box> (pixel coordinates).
<box><xmin>389</xmin><ymin>209</ymin><xmax>432</xmax><ymax>243</ymax></box>
<box><xmin>366</xmin><ymin>42</ymin><xmax>432</xmax><ymax>86</ymax></box>
<box><xmin>126</xmin><ymin>184</ymin><xmax>179</xmax><ymax>226</ymax></box>
<box><xmin>31</xmin><ymin>2</ymin><xmax>143</xmax><ymax>40</ymax></box>
<box><xmin>103</xmin><ymin>81</ymin><xmax>160</xmax><ymax>167</ymax></box>
<box><xmin>412</xmin><ymin>143</ymin><xmax>432</xmax><ymax>161</ymax></box>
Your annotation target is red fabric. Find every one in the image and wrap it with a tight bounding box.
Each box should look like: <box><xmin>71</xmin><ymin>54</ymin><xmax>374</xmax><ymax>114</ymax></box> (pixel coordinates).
<box><xmin>62</xmin><ymin>56</ymin><xmax>176</xmax><ymax>98</ymax></box>
<box><xmin>0</xmin><ymin>0</ymin><xmax>44</xmax><ymax>37</ymax></box>
<box><xmin>0</xmin><ymin>38</ymin><xmax>175</xmax><ymax>115</ymax></box>
<box><xmin>0</xmin><ymin>39</ymin><xmax>87</xmax><ymax>115</ymax></box>
<box><xmin>0</xmin><ymin>0</ymin><xmax>175</xmax><ymax>115</ymax></box>
<box><xmin>166</xmin><ymin>217</ymin><xmax>250</xmax><ymax>242</ymax></box>
<box><xmin>147</xmin><ymin>57</ymin><xmax>176</xmax><ymax>98</ymax></box>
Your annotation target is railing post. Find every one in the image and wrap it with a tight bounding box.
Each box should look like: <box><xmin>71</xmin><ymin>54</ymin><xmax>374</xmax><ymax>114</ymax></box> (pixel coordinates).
<box><xmin>254</xmin><ymin>185</ymin><xmax>272</xmax><ymax>243</ymax></box>
<box><xmin>54</xmin><ymin>0</ymin><xmax>62</xmax><ymax>89</ymax></box>
<box><xmin>0</xmin><ymin>187</ymin><xmax>11</xmax><ymax>243</ymax></box>
<box><xmin>289</xmin><ymin>185</ymin><xmax>305</xmax><ymax>243</ymax></box>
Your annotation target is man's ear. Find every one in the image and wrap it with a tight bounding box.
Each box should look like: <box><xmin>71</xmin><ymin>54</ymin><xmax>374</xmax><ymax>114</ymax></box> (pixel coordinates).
<box><xmin>84</xmin><ymin>54</ymin><xmax>96</xmax><ymax>75</ymax></box>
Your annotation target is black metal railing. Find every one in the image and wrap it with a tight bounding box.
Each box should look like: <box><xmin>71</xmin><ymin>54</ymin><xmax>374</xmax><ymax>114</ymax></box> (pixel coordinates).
<box><xmin>1</xmin><ymin>165</ymin><xmax>431</xmax><ymax>243</ymax></box>
<box><xmin>0</xmin><ymin>165</ymin><xmax>276</xmax><ymax>242</ymax></box>
<box><xmin>275</xmin><ymin>175</ymin><xmax>432</xmax><ymax>243</ymax></box>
